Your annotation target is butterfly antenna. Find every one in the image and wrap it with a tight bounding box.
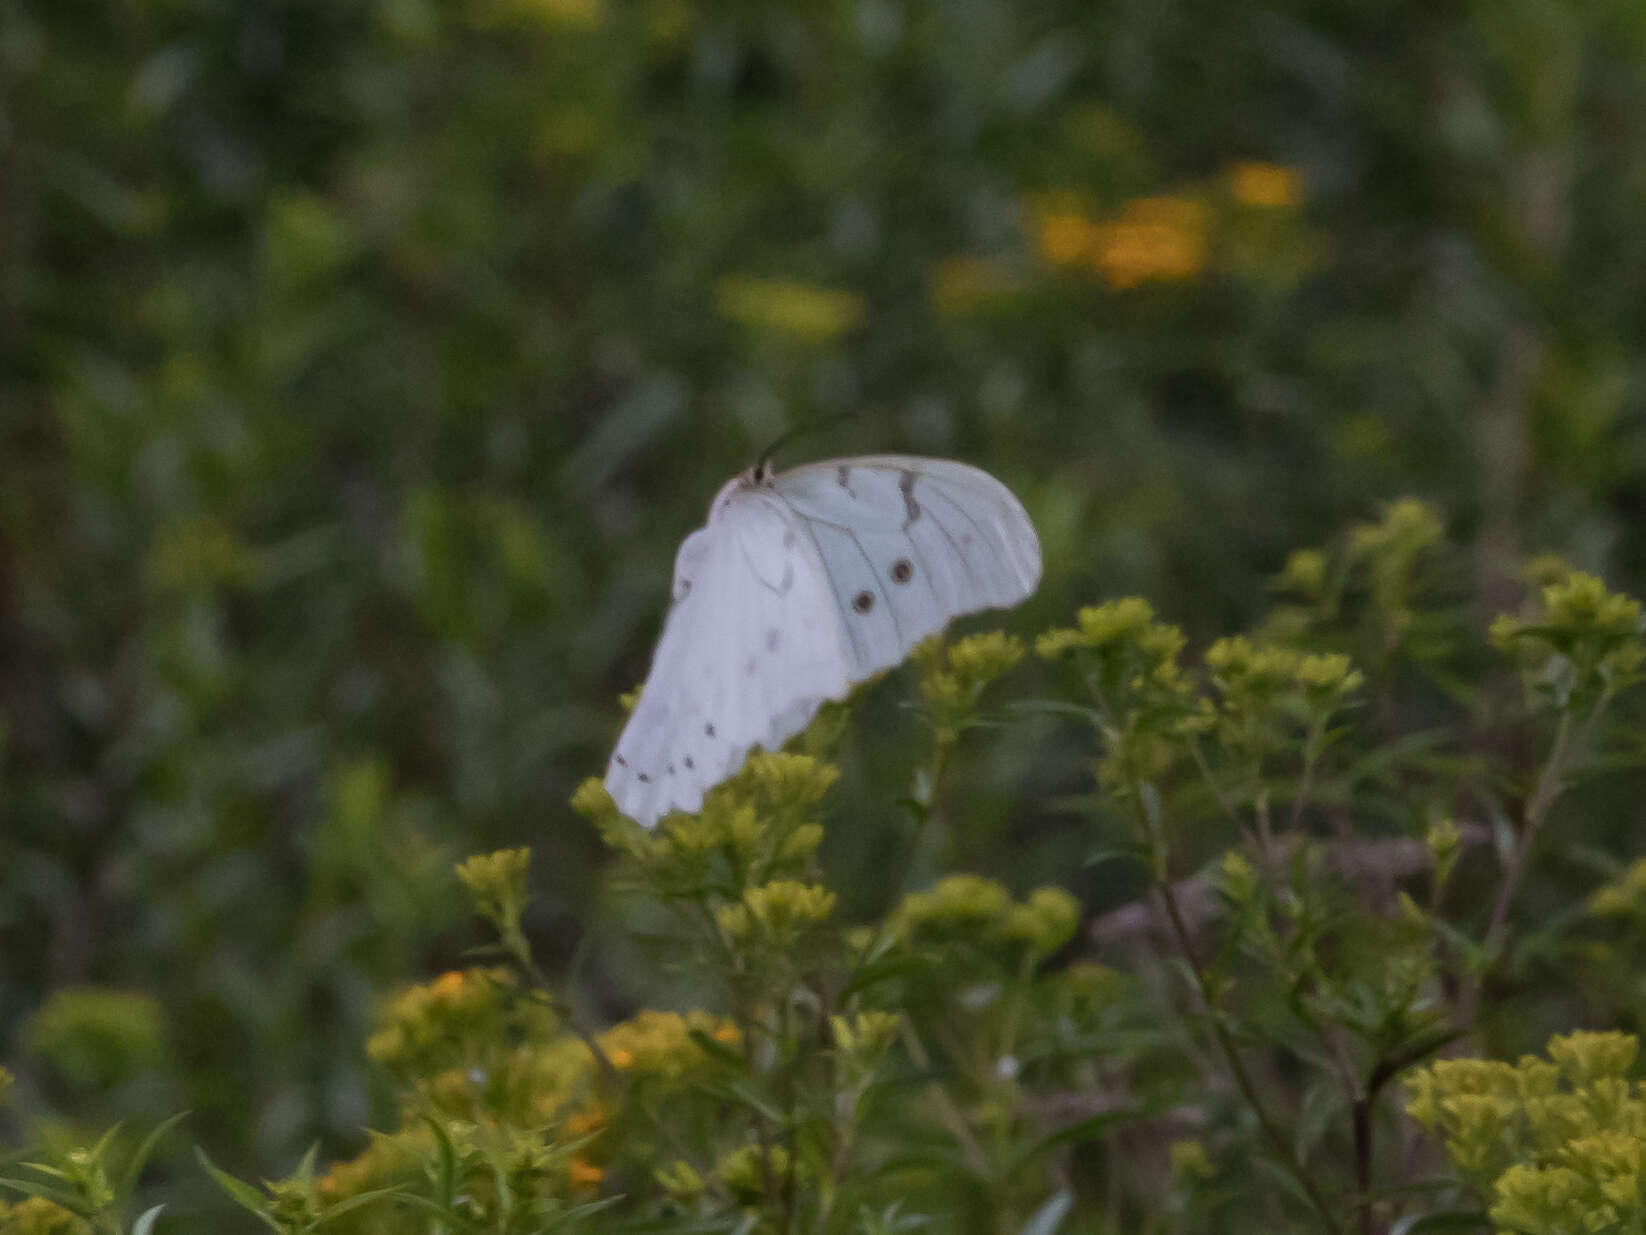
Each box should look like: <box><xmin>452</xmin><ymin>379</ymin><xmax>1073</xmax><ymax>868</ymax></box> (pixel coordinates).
<box><xmin>754</xmin><ymin>409</ymin><xmax>866</xmax><ymax>472</ymax></box>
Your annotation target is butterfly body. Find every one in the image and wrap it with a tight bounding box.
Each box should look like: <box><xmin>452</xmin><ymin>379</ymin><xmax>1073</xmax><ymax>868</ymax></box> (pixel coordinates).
<box><xmin>606</xmin><ymin>455</ymin><xmax>1040</xmax><ymax>826</ymax></box>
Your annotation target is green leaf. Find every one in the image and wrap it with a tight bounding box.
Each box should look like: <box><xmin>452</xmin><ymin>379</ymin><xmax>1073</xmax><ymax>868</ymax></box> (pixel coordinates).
<box><xmin>0</xmin><ymin>1176</ymin><xmax>85</xmax><ymax>1210</ymax></box>
<box><xmin>118</xmin><ymin>1112</ymin><xmax>190</xmax><ymax>1203</ymax></box>
<box><xmin>1081</xmin><ymin>845</ymin><xmax>1150</xmax><ymax>870</ymax></box>
<box><xmin>194</xmin><ymin>1148</ymin><xmax>280</xmax><ymax>1231</ymax></box>
<box><xmin>1011</xmin><ymin>1108</ymin><xmax>1146</xmax><ymax>1170</ymax></box>
<box><xmin>1017</xmin><ymin>1190</ymin><xmax>1073</xmax><ymax>1235</ymax></box>
<box><xmin>1389</xmin><ymin>1211</ymin><xmax>1492</xmax><ymax>1234</ymax></box>
<box><xmin>686</xmin><ymin>1026</ymin><xmax>748</xmax><ymax>1069</ymax></box>
<box><xmin>1294</xmin><ymin>1079</ymin><xmax>1340</xmax><ymax>1165</ymax></box>
<box><xmin>842</xmin><ymin>953</ymin><xmax>933</xmax><ymax>998</ymax></box>
<box><xmin>1370</xmin><ymin>1025</ymin><xmax>1468</xmax><ymax>1092</ymax></box>
<box><xmin>314</xmin><ymin>1188</ymin><xmax>410</xmax><ymax>1225</ymax></box>
<box><xmin>293</xmin><ymin>1141</ymin><xmax>321</xmax><ymax>1187</ymax></box>
<box><xmin>1006</xmin><ymin>701</ymin><xmax>1105</xmax><ymax>724</ymax></box>
<box><xmin>420</xmin><ymin>1114</ymin><xmax>459</xmax><ymax>1208</ymax></box>
<box><xmin>368</xmin><ymin>1189</ymin><xmax>484</xmax><ymax>1233</ymax></box>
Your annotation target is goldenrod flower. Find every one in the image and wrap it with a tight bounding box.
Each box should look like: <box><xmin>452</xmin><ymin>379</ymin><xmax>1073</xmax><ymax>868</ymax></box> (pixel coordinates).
<box><xmin>1228</xmin><ymin>162</ymin><xmax>1306</xmax><ymax>209</ymax></box>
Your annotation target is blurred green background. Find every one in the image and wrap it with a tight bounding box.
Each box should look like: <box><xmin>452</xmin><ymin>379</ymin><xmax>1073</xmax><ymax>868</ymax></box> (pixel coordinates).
<box><xmin>6</xmin><ymin>0</ymin><xmax>1646</xmax><ymax>1193</ymax></box>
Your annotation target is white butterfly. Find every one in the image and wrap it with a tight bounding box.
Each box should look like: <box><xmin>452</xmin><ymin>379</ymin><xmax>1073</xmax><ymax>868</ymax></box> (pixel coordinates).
<box><xmin>605</xmin><ymin>455</ymin><xmax>1041</xmax><ymax>826</ymax></box>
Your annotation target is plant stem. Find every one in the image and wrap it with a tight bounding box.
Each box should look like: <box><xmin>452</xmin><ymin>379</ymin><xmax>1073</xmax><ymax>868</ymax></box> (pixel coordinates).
<box><xmin>1138</xmin><ymin>793</ymin><xmax>1344</xmax><ymax>1235</ymax></box>
<box><xmin>1462</xmin><ymin>695</ymin><xmax>1604</xmax><ymax>1024</ymax></box>
<box><xmin>1351</xmin><ymin>1096</ymin><xmax>1373</xmax><ymax>1235</ymax></box>
<box><xmin>514</xmin><ymin>944</ymin><xmax>623</xmax><ymax>1090</ymax></box>
<box><xmin>1289</xmin><ymin>715</ymin><xmax>1328</xmax><ymax>833</ymax></box>
<box><xmin>890</xmin><ymin>732</ymin><xmax>952</xmax><ymax>901</ymax></box>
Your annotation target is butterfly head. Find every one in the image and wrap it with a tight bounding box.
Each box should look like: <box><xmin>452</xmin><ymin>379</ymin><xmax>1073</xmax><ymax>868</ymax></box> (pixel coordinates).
<box><xmin>710</xmin><ymin>464</ymin><xmax>771</xmax><ymax>516</ymax></box>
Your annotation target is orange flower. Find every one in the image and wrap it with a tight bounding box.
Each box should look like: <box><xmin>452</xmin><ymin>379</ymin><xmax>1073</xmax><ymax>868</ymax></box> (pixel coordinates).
<box><xmin>568</xmin><ymin>1156</ymin><xmax>605</xmax><ymax>1191</ymax></box>
<box><xmin>563</xmin><ymin>1105</ymin><xmax>606</xmax><ymax>1137</ymax></box>
<box><xmin>1089</xmin><ymin>197</ymin><xmax>1209</xmax><ymax>289</ymax></box>
<box><xmin>430</xmin><ymin>971</ymin><xmax>468</xmax><ymax>999</ymax></box>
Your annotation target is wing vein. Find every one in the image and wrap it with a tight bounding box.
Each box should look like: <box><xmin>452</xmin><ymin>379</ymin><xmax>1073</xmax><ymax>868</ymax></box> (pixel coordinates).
<box><xmin>763</xmin><ymin>492</ymin><xmax>869</xmax><ymax>671</ymax></box>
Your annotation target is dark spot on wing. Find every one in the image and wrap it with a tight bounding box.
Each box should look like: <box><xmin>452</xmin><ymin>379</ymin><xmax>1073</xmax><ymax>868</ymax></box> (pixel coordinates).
<box><xmin>853</xmin><ymin>590</ymin><xmax>875</xmax><ymax>614</ymax></box>
<box><xmin>615</xmin><ymin>755</ymin><xmax>627</xmax><ymax>767</ymax></box>
<box><xmin>638</xmin><ymin>772</ymin><xmax>651</xmax><ymax>783</ymax></box>
<box><xmin>766</xmin><ymin>627</ymin><xmax>781</xmax><ymax>652</ymax></box>
<box><xmin>705</xmin><ymin>723</ymin><xmax>716</xmax><ymax>737</ymax></box>
<box><xmin>836</xmin><ymin>464</ymin><xmax>851</xmax><ymax>488</ymax></box>
<box><xmin>899</xmin><ymin>470</ymin><xmax>921</xmax><ymax>528</ymax></box>
<box><xmin>890</xmin><ymin>558</ymin><xmax>914</xmax><ymax>584</ymax></box>
<box><xmin>684</xmin><ymin>756</ymin><xmax>695</xmax><ymax>769</ymax></box>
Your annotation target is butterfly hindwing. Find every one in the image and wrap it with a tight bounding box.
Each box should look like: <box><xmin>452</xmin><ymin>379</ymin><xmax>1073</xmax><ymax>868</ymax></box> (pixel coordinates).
<box><xmin>605</xmin><ymin>493</ymin><xmax>849</xmax><ymax>824</ymax></box>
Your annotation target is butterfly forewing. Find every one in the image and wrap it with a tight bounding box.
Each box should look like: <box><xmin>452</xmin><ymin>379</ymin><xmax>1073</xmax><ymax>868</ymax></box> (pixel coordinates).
<box><xmin>772</xmin><ymin>457</ymin><xmax>1040</xmax><ymax>671</ymax></box>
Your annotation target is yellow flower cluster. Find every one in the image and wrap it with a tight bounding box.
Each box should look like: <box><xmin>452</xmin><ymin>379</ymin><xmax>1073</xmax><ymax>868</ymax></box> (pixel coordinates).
<box><xmin>1541</xmin><ymin>573</ymin><xmax>1645</xmax><ymax>639</ymax></box>
<box><xmin>1274</xmin><ymin>548</ymin><xmax>1328</xmax><ymax>598</ymax></box>
<box><xmin>574</xmin><ymin>752</ymin><xmax>833</xmax><ymax>881</ymax></box>
<box><xmin>1206</xmin><ymin>637</ymin><xmax>1362</xmax><ymax>708</ymax></box>
<box><xmin>596</xmin><ymin>1009</ymin><xmax>741</xmax><ymax>1079</ymax></box>
<box><xmin>1037</xmin><ymin>598</ymin><xmax>1208</xmax><ymax>788</ymax></box>
<box><xmin>893</xmin><ymin>875</ymin><xmax>1080</xmax><ymax>959</ymax></box>
<box><xmin>1035</xmin><ymin>597</ymin><xmax>1181</xmax><ymax>665</ymax></box>
<box><xmin>1202</xmin><ymin>637</ymin><xmax>1362</xmax><ymax>768</ymax></box>
<box><xmin>1491</xmin><ymin>570</ymin><xmax>1646</xmax><ymax>707</ymax></box>
<box><xmin>1407</xmin><ymin>1031</ymin><xmax>1646</xmax><ymax>1233</ymax></box>
<box><xmin>455</xmin><ymin>848</ymin><xmax>531</xmax><ymax>938</ymax></box>
<box><xmin>735</xmin><ymin>750</ymin><xmax>840</xmax><ymax>820</ymax></box>
<box><xmin>317</xmin><ymin>1133</ymin><xmax>415</xmax><ymax>1203</ymax></box>
<box><xmin>716</xmin><ymin>880</ymin><xmax>837</xmax><ymax>945</ymax></box>
<box><xmin>830</xmin><ymin>1010</ymin><xmax>902</xmax><ymax>1060</ymax></box>
<box><xmin>0</xmin><ymin>1198</ymin><xmax>90</xmax><ymax>1235</ymax></box>
<box><xmin>914</xmin><ymin>631</ymin><xmax>1025</xmax><ymax>735</ymax></box>
<box><xmin>320</xmin><ymin>1003</ymin><xmax>740</xmax><ymax>1207</ymax></box>
<box><xmin>1349</xmin><ymin>498</ymin><xmax>1445</xmax><ymax>562</ymax></box>
<box><xmin>1169</xmin><ymin>1138</ymin><xmax>1216</xmax><ymax>1182</ymax></box>
<box><xmin>716</xmin><ymin>1143</ymin><xmax>799</xmax><ymax>1201</ymax></box>
<box><xmin>365</xmin><ymin>968</ymin><xmax>522</xmax><ymax>1076</ymax></box>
